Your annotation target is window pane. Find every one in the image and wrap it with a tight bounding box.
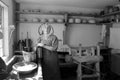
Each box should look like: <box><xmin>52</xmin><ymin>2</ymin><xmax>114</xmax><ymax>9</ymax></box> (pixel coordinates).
<box><xmin>0</xmin><ymin>39</ymin><xmax>3</xmax><ymax>56</ymax></box>
<box><xmin>0</xmin><ymin>5</ymin><xmax>2</xmax><ymax>26</ymax></box>
<box><xmin>0</xmin><ymin>4</ymin><xmax>3</xmax><ymax>57</ymax></box>
<box><xmin>0</xmin><ymin>29</ymin><xmax>3</xmax><ymax>56</ymax></box>
<box><xmin>0</xmin><ymin>1</ymin><xmax>9</xmax><ymax>58</ymax></box>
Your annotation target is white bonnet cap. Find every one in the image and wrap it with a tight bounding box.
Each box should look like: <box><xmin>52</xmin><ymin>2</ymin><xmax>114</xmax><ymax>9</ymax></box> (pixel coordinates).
<box><xmin>38</xmin><ymin>23</ymin><xmax>54</xmax><ymax>36</ymax></box>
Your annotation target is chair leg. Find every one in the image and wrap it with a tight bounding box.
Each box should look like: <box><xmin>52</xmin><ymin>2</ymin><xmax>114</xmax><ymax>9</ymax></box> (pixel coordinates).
<box><xmin>77</xmin><ymin>63</ymin><xmax>82</xmax><ymax>80</ymax></box>
<box><xmin>95</xmin><ymin>63</ymin><xmax>100</xmax><ymax>80</ymax></box>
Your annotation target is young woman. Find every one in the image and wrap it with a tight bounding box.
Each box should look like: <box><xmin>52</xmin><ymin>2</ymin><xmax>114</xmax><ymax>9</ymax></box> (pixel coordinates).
<box><xmin>35</xmin><ymin>23</ymin><xmax>61</xmax><ymax>80</ymax></box>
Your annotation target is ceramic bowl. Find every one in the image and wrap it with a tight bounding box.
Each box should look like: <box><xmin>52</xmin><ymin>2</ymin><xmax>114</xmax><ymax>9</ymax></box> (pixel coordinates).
<box><xmin>12</xmin><ymin>62</ymin><xmax>37</xmax><ymax>73</ymax></box>
<box><xmin>40</xmin><ymin>18</ymin><xmax>47</xmax><ymax>23</ymax></box>
<box><xmin>19</xmin><ymin>18</ymin><xmax>26</xmax><ymax>22</ymax></box>
<box><xmin>68</xmin><ymin>18</ymin><xmax>74</xmax><ymax>23</ymax></box>
<box><xmin>32</xmin><ymin>9</ymin><xmax>40</xmax><ymax>12</ymax></box>
<box><xmin>32</xmin><ymin>18</ymin><xmax>39</xmax><ymax>22</ymax></box>
<box><xmin>82</xmin><ymin>19</ymin><xmax>88</xmax><ymax>23</ymax></box>
<box><xmin>75</xmin><ymin>18</ymin><xmax>81</xmax><ymax>23</ymax></box>
<box><xmin>57</xmin><ymin>18</ymin><xmax>64</xmax><ymax>23</ymax></box>
<box><xmin>88</xmin><ymin>19</ymin><xmax>96</xmax><ymax>23</ymax></box>
<box><xmin>48</xmin><ymin>18</ymin><xmax>54</xmax><ymax>23</ymax></box>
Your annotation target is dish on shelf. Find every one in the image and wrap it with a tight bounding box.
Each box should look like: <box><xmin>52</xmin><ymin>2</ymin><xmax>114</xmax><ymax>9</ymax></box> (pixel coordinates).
<box><xmin>22</xmin><ymin>9</ymin><xmax>32</xmax><ymax>13</ymax></box>
<box><xmin>88</xmin><ymin>19</ymin><xmax>96</xmax><ymax>23</ymax></box>
<box><xmin>32</xmin><ymin>18</ymin><xmax>39</xmax><ymax>22</ymax></box>
<box><xmin>40</xmin><ymin>18</ymin><xmax>48</xmax><ymax>23</ymax></box>
<box><xmin>105</xmin><ymin>6</ymin><xmax>113</xmax><ymax>14</ymax></box>
<box><xmin>26</xmin><ymin>18</ymin><xmax>33</xmax><ymax>22</ymax></box>
<box><xmin>56</xmin><ymin>18</ymin><xmax>64</xmax><ymax>23</ymax></box>
<box><xmin>75</xmin><ymin>18</ymin><xmax>81</xmax><ymax>23</ymax></box>
<box><xmin>48</xmin><ymin>11</ymin><xmax>55</xmax><ymax>14</ymax></box>
<box><xmin>32</xmin><ymin>9</ymin><xmax>40</xmax><ymax>12</ymax></box>
<box><xmin>112</xmin><ymin>4</ymin><xmax>120</xmax><ymax>12</ymax></box>
<box><xmin>19</xmin><ymin>18</ymin><xmax>27</xmax><ymax>22</ymax></box>
<box><xmin>20</xmin><ymin>9</ymin><xmax>24</xmax><ymax>12</ymax></box>
<box><xmin>82</xmin><ymin>19</ymin><xmax>88</xmax><ymax>23</ymax></box>
<box><xmin>115</xmin><ymin>4</ymin><xmax>120</xmax><ymax>10</ymax></box>
<box><xmin>48</xmin><ymin>18</ymin><xmax>55</xmax><ymax>23</ymax></box>
<box><xmin>68</xmin><ymin>18</ymin><xmax>74</xmax><ymax>23</ymax></box>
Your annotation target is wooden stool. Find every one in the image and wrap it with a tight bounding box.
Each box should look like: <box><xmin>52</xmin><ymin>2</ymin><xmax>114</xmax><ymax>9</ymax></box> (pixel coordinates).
<box><xmin>72</xmin><ymin>44</ymin><xmax>103</xmax><ymax>80</ymax></box>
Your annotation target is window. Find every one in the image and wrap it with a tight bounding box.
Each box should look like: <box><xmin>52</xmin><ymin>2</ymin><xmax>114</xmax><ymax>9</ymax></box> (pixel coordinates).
<box><xmin>0</xmin><ymin>5</ymin><xmax>4</xmax><ymax>57</ymax></box>
<box><xmin>0</xmin><ymin>1</ymin><xmax>9</xmax><ymax>61</ymax></box>
<box><xmin>0</xmin><ymin>27</ymin><xmax>3</xmax><ymax>57</ymax></box>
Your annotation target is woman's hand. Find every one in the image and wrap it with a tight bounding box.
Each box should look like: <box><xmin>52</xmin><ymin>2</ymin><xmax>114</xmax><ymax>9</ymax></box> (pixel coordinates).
<box><xmin>33</xmin><ymin>43</ymin><xmax>44</xmax><ymax>51</ymax></box>
<box><xmin>37</xmin><ymin>42</ymin><xmax>54</xmax><ymax>51</ymax></box>
<box><xmin>37</xmin><ymin>43</ymin><xmax>44</xmax><ymax>47</ymax></box>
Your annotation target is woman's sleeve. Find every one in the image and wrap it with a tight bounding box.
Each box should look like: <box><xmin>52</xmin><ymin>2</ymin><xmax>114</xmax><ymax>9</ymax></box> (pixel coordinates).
<box><xmin>51</xmin><ymin>35</ymin><xmax>58</xmax><ymax>50</ymax></box>
<box><xmin>37</xmin><ymin>36</ymin><xmax>43</xmax><ymax>43</ymax></box>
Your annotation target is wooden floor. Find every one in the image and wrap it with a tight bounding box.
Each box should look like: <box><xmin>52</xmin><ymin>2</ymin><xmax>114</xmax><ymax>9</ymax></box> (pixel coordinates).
<box><xmin>61</xmin><ymin>72</ymin><xmax>120</xmax><ymax>80</ymax></box>
<box><xmin>60</xmin><ymin>65</ymin><xmax>120</xmax><ymax>80</ymax></box>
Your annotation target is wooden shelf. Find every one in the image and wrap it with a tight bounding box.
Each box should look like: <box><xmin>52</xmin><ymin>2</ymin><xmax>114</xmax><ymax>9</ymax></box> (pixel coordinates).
<box><xmin>99</xmin><ymin>11</ymin><xmax>120</xmax><ymax>24</ymax></box>
<box><xmin>15</xmin><ymin>10</ymin><xmax>99</xmax><ymax>25</ymax></box>
<box><xmin>16</xmin><ymin>21</ymin><xmax>65</xmax><ymax>24</ymax></box>
<box><xmin>16</xmin><ymin>11</ymin><xmax>98</xmax><ymax>17</ymax></box>
<box><xmin>99</xmin><ymin>22</ymin><xmax>120</xmax><ymax>25</ymax></box>
<box><xmin>69</xmin><ymin>23</ymin><xmax>97</xmax><ymax>25</ymax></box>
<box><xmin>16</xmin><ymin>21</ymin><xmax>99</xmax><ymax>25</ymax></box>
<box><xmin>16</xmin><ymin>11</ymin><xmax>64</xmax><ymax>15</ymax></box>
<box><xmin>101</xmin><ymin>11</ymin><xmax>120</xmax><ymax>17</ymax></box>
<box><xmin>68</xmin><ymin>13</ymin><xmax>98</xmax><ymax>17</ymax></box>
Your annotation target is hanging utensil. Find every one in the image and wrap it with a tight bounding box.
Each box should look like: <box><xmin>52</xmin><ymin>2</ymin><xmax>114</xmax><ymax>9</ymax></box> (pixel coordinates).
<box><xmin>17</xmin><ymin>32</ymin><xmax>25</xmax><ymax>51</ymax></box>
<box><xmin>25</xmin><ymin>32</ymin><xmax>32</xmax><ymax>52</ymax></box>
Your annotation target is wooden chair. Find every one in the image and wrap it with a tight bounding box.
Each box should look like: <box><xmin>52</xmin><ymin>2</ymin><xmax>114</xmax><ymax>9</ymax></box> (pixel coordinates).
<box><xmin>72</xmin><ymin>44</ymin><xmax>103</xmax><ymax>80</ymax></box>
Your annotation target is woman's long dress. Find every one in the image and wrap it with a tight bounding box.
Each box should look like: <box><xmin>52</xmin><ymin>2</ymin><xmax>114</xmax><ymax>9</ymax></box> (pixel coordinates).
<box><xmin>36</xmin><ymin>35</ymin><xmax>61</xmax><ymax>80</ymax></box>
<box><xmin>41</xmin><ymin>47</ymin><xmax>61</xmax><ymax>80</ymax></box>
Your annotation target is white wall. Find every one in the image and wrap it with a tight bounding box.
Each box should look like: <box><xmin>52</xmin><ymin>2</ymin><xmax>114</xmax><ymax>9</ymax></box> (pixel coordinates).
<box><xmin>109</xmin><ymin>23</ymin><xmax>120</xmax><ymax>49</ymax></box>
<box><xmin>20</xmin><ymin>3</ymin><xmax>100</xmax><ymax>13</ymax></box>
<box><xmin>65</xmin><ymin>24</ymin><xmax>102</xmax><ymax>47</ymax></box>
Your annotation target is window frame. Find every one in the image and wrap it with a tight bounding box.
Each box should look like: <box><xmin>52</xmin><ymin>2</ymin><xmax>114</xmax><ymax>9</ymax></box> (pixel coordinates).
<box><xmin>0</xmin><ymin>1</ymin><xmax>9</xmax><ymax>60</ymax></box>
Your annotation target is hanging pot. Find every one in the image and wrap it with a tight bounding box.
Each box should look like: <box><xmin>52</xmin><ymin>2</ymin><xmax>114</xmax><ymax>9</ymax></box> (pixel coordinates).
<box><xmin>113</xmin><ymin>6</ymin><xmax>119</xmax><ymax>12</ymax></box>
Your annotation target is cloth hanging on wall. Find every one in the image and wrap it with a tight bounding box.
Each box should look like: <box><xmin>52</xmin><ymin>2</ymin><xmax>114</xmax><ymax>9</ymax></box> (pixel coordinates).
<box><xmin>101</xmin><ymin>24</ymin><xmax>106</xmax><ymax>42</ymax></box>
